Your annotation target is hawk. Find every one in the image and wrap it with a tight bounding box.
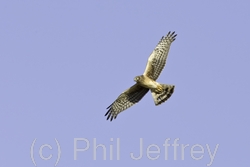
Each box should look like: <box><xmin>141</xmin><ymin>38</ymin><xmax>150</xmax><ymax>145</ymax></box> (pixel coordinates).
<box><xmin>105</xmin><ymin>31</ymin><xmax>177</xmax><ymax>121</ymax></box>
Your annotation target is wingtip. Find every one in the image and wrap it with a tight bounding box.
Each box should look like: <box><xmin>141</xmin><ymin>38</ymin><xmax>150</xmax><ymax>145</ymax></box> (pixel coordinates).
<box><xmin>105</xmin><ymin>107</ymin><xmax>115</xmax><ymax>121</ymax></box>
<box><xmin>168</xmin><ymin>31</ymin><xmax>177</xmax><ymax>36</ymax></box>
<box><xmin>166</xmin><ymin>31</ymin><xmax>177</xmax><ymax>41</ymax></box>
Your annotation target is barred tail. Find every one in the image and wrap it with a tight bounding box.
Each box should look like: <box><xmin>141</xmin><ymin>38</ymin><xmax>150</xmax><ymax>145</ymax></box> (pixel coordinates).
<box><xmin>151</xmin><ymin>84</ymin><xmax>175</xmax><ymax>105</ymax></box>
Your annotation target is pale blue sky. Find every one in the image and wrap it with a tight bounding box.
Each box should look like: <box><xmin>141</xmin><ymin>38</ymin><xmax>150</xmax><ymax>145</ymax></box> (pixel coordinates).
<box><xmin>1</xmin><ymin>1</ymin><xmax>249</xmax><ymax>166</ymax></box>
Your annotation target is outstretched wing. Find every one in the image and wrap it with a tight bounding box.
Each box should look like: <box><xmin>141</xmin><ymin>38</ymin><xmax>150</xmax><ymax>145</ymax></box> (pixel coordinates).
<box><xmin>143</xmin><ymin>31</ymin><xmax>177</xmax><ymax>80</ymax></box>
<box><xmin>105</xmin><ymin>84</ymin><xmax>149</xmax><ymax>121</ymax></box>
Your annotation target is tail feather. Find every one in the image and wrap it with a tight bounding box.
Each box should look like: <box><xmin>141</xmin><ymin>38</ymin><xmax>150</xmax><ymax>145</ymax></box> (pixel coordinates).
<box><xmin>151</xmin><ymin>84</ymin><xmax>175</xmax><ymax>105</ymax></box>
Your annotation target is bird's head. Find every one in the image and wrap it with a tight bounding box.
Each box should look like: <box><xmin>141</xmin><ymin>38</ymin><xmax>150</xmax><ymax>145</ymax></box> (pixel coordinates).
<box><xmin>134</xmin><ymin>75</ymin><xmax>142</xmax><ymax>83</ymax></box>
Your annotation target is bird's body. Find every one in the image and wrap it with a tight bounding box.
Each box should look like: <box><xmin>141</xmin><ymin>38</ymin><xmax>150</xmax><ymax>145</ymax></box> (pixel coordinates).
<box><xmin>134</xmin><ymin>75</ymin><xmax>161</xmax><ymax>90</ymax></box>
<box><xmin>105</xmin><ymin>31</ymin><xmax>177</xmax><ymax>121</ymax></box>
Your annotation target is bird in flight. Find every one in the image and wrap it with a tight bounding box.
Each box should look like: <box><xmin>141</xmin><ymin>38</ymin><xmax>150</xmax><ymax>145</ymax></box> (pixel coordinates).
<box><xmin>105</xmin><ymin>31</ymin><xmax>177</xmax><ymax>121</ymax></box>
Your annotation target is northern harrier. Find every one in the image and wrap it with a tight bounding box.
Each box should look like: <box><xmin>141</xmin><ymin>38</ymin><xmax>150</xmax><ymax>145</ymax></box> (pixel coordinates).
<box><xmin>105</xmin><ymin>31</ymin><xmax>177</xmax><ymax>121</ymax></box>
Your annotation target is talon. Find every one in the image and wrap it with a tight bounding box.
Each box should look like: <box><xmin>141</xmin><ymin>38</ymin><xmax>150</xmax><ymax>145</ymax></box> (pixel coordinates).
<box><xmin>156</xmin><ymin>85</ymin><xmax>163</xmax><ymax>93</ymax></box>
